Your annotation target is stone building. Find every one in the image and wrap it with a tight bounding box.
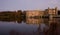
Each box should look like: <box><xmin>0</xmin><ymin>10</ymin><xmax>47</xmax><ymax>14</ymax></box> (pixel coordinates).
<box><xmin>26</xmin><ymin>10</ymin><xmax>44</xmax><ymax>18</ymax></box>
<box><xmin>46</xmin><ymin>7</ymin><xmax>58</xmax><ymax>18</ymax></box>
<box><xmin>25</xmin><ymin>10</ymin><xmax>44</xmax><ymax>24</ymax></box>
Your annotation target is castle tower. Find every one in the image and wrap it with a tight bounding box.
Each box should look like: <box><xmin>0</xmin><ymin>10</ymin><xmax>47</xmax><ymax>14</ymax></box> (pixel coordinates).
<box><xmin>55</xmin><ymin>7</ymin><xmax>58</xmax><ymax>15</ymax></box>
<box><xmin>48</xmin><ymin>7</ymin><xmax>50</xmax><ymax>15</ymax></box>
<box><xmin>48</xmin><ymin>7</ymin><xmax>50</xmax><ymax>11</ymax></box>
<box><xmin>48</xmin><ymin>7</ymin><xmax>53</xmax><ymax>19</ymax></box>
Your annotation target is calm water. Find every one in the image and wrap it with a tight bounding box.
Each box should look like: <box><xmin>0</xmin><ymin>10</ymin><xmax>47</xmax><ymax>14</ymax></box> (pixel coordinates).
<box><xmin>0</xmin><ymin>18</ymin><xmax>60</xmax><ymax>35</ymax></box>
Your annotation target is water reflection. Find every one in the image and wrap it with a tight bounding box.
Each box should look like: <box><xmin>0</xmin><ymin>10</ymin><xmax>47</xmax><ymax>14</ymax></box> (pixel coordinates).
<box><xmin>0</xmin><ymin>18</ymin><xmax>60</xmax><ymax>35</ymax></box>
<box><xmin>26</xmin><ymin>18</ymin><xmax>44</xmax><ymax>24</ymax></box>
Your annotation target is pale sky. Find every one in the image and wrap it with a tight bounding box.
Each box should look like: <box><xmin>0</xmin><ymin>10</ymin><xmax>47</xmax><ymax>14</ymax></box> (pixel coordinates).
<box><xmin>0</xmin><ymin>0</ymin><xmax>60</xmax><ymax>11</ymax></box>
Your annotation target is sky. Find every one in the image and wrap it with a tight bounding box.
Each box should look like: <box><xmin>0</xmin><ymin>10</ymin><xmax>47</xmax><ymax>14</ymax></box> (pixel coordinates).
<box><xmin>0</xmin><ymin>0</ymin><xmax>60</xmax><ymax>11</ymax></box>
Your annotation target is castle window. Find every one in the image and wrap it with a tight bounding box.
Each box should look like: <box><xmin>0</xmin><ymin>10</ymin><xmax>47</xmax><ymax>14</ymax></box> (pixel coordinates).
<box><xmin>58</xmin><ymin>11</ymin><xmax>60</xmax><ymax>15</ymax></box>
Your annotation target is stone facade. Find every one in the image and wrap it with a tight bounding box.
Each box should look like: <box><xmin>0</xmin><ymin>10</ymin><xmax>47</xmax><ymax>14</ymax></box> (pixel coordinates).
<box><xmin>25</xmin><ymin>7</ymin><xmax>58</xmax><ymax>24</ymax></box>
<box><xmin>48</xmin><ymin>7</ymin><xmax>58</xmax><ymax>16</ymax></box>
<box><xmin>26</xmin><ymin>7</ymin><xmax>58</xmax><ymax>18</ymax></box>
<box><xmin>44</xmin><ymin>7</ymin><xmax>58</xmax><ymax>19</ymax></box>
<box><xmin>26</xmin><ymin>10</ymin><xmax>44</xmax><ymax>18</ymax></box>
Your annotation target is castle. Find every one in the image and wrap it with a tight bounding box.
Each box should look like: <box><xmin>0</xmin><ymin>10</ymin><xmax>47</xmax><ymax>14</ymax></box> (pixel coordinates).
<box><xmin>26</xmin><ymin>7</ymin><xmax>58</xmax><ymax>18</ymax></box>
<box><xmin>25</xmin><ymin>7</ymin><xmax>59</xmax><ymax>24</ymax></box>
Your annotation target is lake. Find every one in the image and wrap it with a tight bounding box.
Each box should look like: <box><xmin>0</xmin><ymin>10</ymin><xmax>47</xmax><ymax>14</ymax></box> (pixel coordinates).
<box><xmin>0</xmin><ymin>18</ymin><xmax>60</xmax><ymax>35</ymax></box>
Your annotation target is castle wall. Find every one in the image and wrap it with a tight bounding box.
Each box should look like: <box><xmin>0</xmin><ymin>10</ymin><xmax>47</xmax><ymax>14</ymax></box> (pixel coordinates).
<box><xmin>26</xmin><ymin>10</ymin><xmax>44</xmax><ymax>18</ymax></box>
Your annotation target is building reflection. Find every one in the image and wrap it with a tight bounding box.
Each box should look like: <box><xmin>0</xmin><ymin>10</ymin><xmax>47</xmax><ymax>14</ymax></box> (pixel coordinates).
<box><xmin>26</xmin><ymin>18</ymin><xmax>44</xmax><ymax>24</ymax></box>
<box><xmin>46</xmin><ymin>18</ymin><xmax>60</xmax><ymax>35</ymax></box>
<box><xmin>26</xmin><ymin>18</ymin><xmax>60</xmax><ymax>35</ymax></box>
<box><xmin>8</xmin><ymin>18</ymin><xmax>60</xmax><ymax>35</ymax></box>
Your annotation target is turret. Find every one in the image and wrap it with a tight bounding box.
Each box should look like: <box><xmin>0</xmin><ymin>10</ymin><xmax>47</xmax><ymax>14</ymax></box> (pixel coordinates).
<box><xmin>48</xmin><ymin>7</ymin><xmax>50</xmax><ymax>15</ymax></box>
<box><xmin>48</xmin><ymin>7</ymin><xmax>50</xmax><ymax>11</ymax></box>
<box><xmin>55</xmin><ymin>7</ymin><xmax>57</xmax><ymax>12</ymax></box>
<box><xmin>55</xmin><ymin>7</ymin><xmax>58</xmax><ymax>15</ymax></box>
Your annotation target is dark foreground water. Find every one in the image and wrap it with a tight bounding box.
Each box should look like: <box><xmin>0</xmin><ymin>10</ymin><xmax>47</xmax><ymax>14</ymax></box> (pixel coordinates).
<box><xmin>0</xmin><ymin>18</ymin><xmax>60</xmax><ymax>35</ymax></box>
